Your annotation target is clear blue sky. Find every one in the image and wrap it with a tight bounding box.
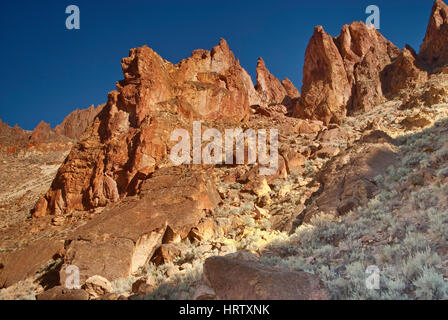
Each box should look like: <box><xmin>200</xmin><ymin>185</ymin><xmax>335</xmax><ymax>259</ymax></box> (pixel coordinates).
<box><xmin>0</xmin><ymin>0</ymin><xmax>436</xmax><ymax>130</ymax></box>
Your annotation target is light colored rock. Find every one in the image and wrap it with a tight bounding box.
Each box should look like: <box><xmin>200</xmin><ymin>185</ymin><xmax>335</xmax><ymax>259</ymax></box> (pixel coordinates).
<box><xmin>84</xmin><ymin>275</ymin><xmax>113</xmax><ymax>298</ymax></box>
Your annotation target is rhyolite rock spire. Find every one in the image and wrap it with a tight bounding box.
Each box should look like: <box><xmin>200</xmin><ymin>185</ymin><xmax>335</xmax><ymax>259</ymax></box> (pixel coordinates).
<box><xmin>419</xmin><ymin>0</ymin><xmax>448</xmax><ymax>69</ymax></box>
<box><xmin>294</xmin><ymin>22</ymin><xmax>400</xmax><ymax>124</ymax></box>
<box><xmin>294</xmin><ymin>25</ymin><xmax>351</xmax><ymax>125</ymax></box>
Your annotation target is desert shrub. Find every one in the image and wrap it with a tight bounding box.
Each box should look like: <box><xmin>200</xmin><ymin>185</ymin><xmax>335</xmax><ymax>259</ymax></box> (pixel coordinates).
<box><xmin>402</xmin><ymin>249</ymin><xmax>441</xmax><ymax>281</ymax></box>
<box><xmin>410</xmin><ymin>186</ymin><xmax>439</xmax><ymax>210</ymax></box>
<box><xmin>436</xmin><ymin>167</ymin><xmax>448</xmax><ymax>179</ymax></box>
<box><xmin>402</xmin><ymin>232</ymin><xmax>431</xmax><ymax>254</ymax></box>
<box><xmin>426</xmin><ymin>208</ymin><xmax>448</xmax><ymax>241</ymax></box>
<box><xmin>112</xmin><ymin>276</ymin><xmax>138</xmax><ymax>294</ymax></box>
<box><xmin>413</xmin><ymin>267</ymin><xmax>448</xmax><ymax>300</ymax></box>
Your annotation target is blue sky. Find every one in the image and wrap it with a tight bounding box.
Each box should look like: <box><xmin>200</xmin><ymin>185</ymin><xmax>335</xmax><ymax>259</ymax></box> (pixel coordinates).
<box><xmin>0</xmin><ymin>0</ymin><xmax>437</xmax><ymax>130</ymax></box>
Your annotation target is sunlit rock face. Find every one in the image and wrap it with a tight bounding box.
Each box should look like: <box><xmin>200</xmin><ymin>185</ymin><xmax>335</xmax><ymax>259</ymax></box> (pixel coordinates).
<box><xmin>34</xmin><ymin>39</ymin><xmax>254</xmax><ymax>216</ymax></box>
<box><xmin>419</xmin><ymin>0</ymin><xmax>448</xmax><ymax>70</ymax></box>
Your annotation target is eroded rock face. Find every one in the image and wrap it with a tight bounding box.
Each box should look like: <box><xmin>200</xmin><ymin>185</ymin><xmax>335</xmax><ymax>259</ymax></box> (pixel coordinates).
<box><xmin>419</xmin><ymin>0</ymin><xmax>448</xmax><ymax>70</ymax></box>
<box><xmin>0</xmin><ymin>120</ymin><xmax>30</xmax><ymax>155</ymax></box>
<box><xmin>294</xmin><ymin>26</ymin><xmax>350</xmax><ymax>125</ymax></box>
<box><xmin>382</xmin><ymin>46</ymin><xmax>428</xmax><ymax>98</ymax></box>
<box><xmin>0</xmin><ymin>239</ymin><xmax>65</xmax><ymax>288</ymax></box>
<box><xmin>58</xmin><ymin>167</ymin><xmax>221</xmax><ymax>285</ymax></box>
<box><xmin>300</xmin><ymin>130</ymin><xmax>398</xmax><ymax>223</ymax></box>
<box><xmin>281</xmin><ymin>78</ymin><xmax>300</xmax><ymax>99</ymax></box>
<box><xmin>29</xmin><ymin>121</ymin><xmax>67</xmax><ymax>145</ymax></box>
<box><xmin>54</xmin><ymin>104</ymin><xmax>104</xmax><ymax>140</ymax></box>
<box><xmin>35</xmin><ymin>39</ymin><xmax>251</xmax><ymax>216</ymax></box>
<box><xmin>255</xmin><ymin>57</ymin><xmax>288</xmax><ymax>105</ymax></box>
<box><xmin>294</xmin><ymin>22</ymin><xmax>399</xmax><ymax>122</ymax></box>
<box><xmin>203</xmin><ymin>255</ymin><xmax>328</xmax><ymax>300</ymax></box>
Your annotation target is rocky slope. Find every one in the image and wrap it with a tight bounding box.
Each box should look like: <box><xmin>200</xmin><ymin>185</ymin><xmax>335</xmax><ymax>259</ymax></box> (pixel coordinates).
<box><xmin>1</xmin><ymin>0</ymin><xmax>448</xmax><ymax>300</ymax></box>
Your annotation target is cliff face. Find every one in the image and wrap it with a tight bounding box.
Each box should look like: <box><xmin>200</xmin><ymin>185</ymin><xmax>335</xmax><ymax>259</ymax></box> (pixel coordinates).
<box><xmin>34</xmin><ymin>39</ymin><xmax>258</xmax><ymax>216</ymax></box>
<box><xmin>294</xmin><ymin>22</ymin><xmax>401</xmax><ymax>124</ymax></box>
<box><xmin>419</xmin><ymin>0</ymin><xmax>448</xmax><ymax>70</ymax></box>
<box><xmin>54</xmin><ymin>104</ymin><xmax>104</xmax><ymax>140</ymax></box>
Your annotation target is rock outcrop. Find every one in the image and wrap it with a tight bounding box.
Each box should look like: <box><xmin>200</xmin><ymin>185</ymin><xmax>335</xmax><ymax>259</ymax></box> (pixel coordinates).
<box><xmin>34</xmin><ymin>39</ymin><xmax>253</xmax><ymax>216</ymax></box>
<box><xmin>29</xmin><ymin>121</ymin><xmax>68</xmax><ymax>145</ymax></box>
<box><xmin>0</xmin><ymin>120</ymin><xmax>30</xmax><ymax>155</ymax></box>
<box><xmin>382</xmin><ymin>46</ymin><xmax>428</xmax><ymax>98</ymax></box>
<box><xmin>294</xmin><ymin>22</ymin><xmax>399</xmax><ymax>123</ymax></box>
<box><xmin>57</xmin><ymin>167</ymin><xmax>221</xmax><ymax>285</ymax></box>
<box><xmin>54</xmin><ymin>104</ymin><xmax>104</xmax><ymax>140</ymax></box>
<box><xmin>281</xmin><ymin>78</ymin><xmax>300</xmax><ymax>99</ymax></box>
<box><xmin>294</xmin><ymin>26</ymin><xmax>351</xmax><ymax>125</ymax></box>
<box><xmin>203</xmin><ymin>255</ymin><xmax>328</xmax><ymax>300</ymax></box>
<box><xmin>300</xmin><ymin>130</ymin><xmax>398</xmax><ymax>223</ymax></box>
<box><xmin>419</xmin><ymin>0</ymin><xmax>448</xmax><ymax>70</ymax></box>
<box><xmin>255</xmin><ymin>58</ymin><xmax>289</xmax><ymax>105</ymax></box>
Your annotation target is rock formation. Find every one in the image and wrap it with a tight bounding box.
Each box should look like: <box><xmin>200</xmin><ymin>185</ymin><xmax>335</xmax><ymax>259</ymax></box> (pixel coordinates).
<box><xmin>294</xmin><ymin>26</ymin><xmax>351</xmax><ymax>124</ymax></box>
<box><xmin>203</xmin><ymin>255</ymin><xmax>328</xmax><ymax>300</ymax></box>
<box><xmin>0</xmin><ymin>120</ymin><xmax>30</xmax><ymax>155</ymax></box>
<box><xmin>381</xmin><ymin>46</ymin><xmax>428</xmax><ymax>98</ymax></box>
<box><xmin>34</xmin><ymin>39</ymin><xmax>255</xmax><ymax>216</ymax></box>
<box><xmin>54</xmin><ymin>104</ymin><xmax>104</xmax><ymax>140</ymax></box>
<box><xmin>255</xmin><ymin>57</ymin><xmax>288</xmax><ymax>105</ymax></box>
<box><xmin>419</xmin><ymin>0</ymin><xmax>448</xmax><ymax>70</ymax></box>
<box><xmin>294</xmin><ymin>22</ymin><xmax>400</xmax><ymax>123</ymax></box>
<box><xmin>281</xmin><ymin>78</ymin><xmax>300</xmax><ymax>99</ymax></box>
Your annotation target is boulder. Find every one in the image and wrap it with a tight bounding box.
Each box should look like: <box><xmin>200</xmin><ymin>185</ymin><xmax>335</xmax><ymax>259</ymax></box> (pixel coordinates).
<box><xmin>58</xmin><ymin>168</ymin><xmax>220</xmax><ymax>286</ymax></box>
<box><xmin>84</xmin><ymin>275</ymin><xmax>113</xmax><ymax>298</ymax></box>
<box><xmin>0</xmin><ymin>239</ymin><xmax>65</xmax><ymax>289</ymax></box>
<box><xmin>203</xmin><ymin>256</ymin><xmax>328</xmax><ymax>300</ymax></box>
<box><xmin>36</xmin><ymin>286</ymin><xmax>89</xmax><ymax>300</ymax></box>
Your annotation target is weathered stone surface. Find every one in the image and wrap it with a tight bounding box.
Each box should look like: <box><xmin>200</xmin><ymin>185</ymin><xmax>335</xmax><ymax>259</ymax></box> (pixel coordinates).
<box><xmin>337</xmin><ymin>22</ymin><xmax>399</xmax><ymax>114</ymax></box>
<box><xmin>382</xmin><ymin>46</ymin><xmax>428</xmax><ymax>98</ymax></box>
<box><xmin>295</xmin><ymin>22</ymin><xmax>399</xmax><ymax>121</ymax></box>
<box><xmin>0</xmin><ymin>120</ymin><xmax>30</xmax><ymax>155</ymax></box>
<box><xmin>193</xmin><ymin>284</ymin><xmax>216</xmax><ymax>300</ymax></box>
<box><xmin>84</xmin><ymin>275</ymin><xmax>113</xmax><ymax>298</ymax></box>
<box><xmin>302</xmin><ymin>131</ymin><xmax>398</xmax><ymax>222</ymax></box>
<box><xmin>131</xmin><ymin>278</ymin><xmax>155</xmax><ymax>296</ymax></box>
<box><xmin>36</xmin><ymin>39</ymin><xmax>250</xmax><ymax>216</ymax></box>
<box><xmin>294</xmin><ymin>26</ymin><xmax>350</xmax><ymax>125</ymax></box>
<box><xmin>419</xmin><ymin>0</ymin><xmax>448</xmax><ymax>70</ymax></box>
<box><xmin>36</xmin><ymin>286</ymin><xmax>89</xmax><ymax>300</ymax></box>
<box><xmin>54</xmin><ymin>104</ymin><xmax>104</xmax><ymax>140</ymax></box>
<box><xmin>401</xmin><ymin>114</ymin><xmax>433</xmax><ymax>130</ymax></box>
<box><xmin>281</xmin><ymin>78</ymin><xmax>300</xmax><ymax>99</ymax></box>
<box><xmin>0</xmin><ymin>239</ymin><xmax>65</xmax><ymax>288</ymax></box>
<box><xmin>349</xmin><ymin>46</ymin><xmax>389</xmax><ymax>114</ymax></box>
<box><xmin>58</xmin><ymin>168</ymin><xmax>220</xmax><ymax>285</ymax></box>
<box><xmin>203</xmin><ymin>256</ymin><xmax>328</xmax><ymax>300</ymax></box>
<box><xmin>29</xmin><ymin>121</ymin><xmax>68</xmax><ymax>145</ymax></box>
<box><xmin>151</xmin><ymin>243</ymin><xmax>183</xmax><ymax>265</ymax></box>
<box><xmin>255</xmin><ymin>57</ymin><xmax>288</xmax><ymax>105</ymax></box>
